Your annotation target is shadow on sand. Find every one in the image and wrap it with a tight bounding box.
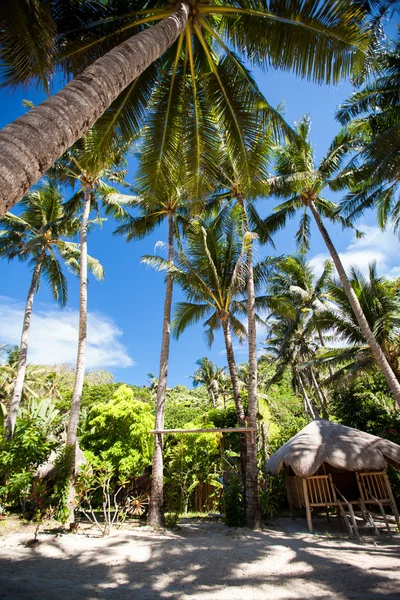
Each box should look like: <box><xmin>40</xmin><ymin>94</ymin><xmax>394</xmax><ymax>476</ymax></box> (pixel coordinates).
<box><xmin>0</xmin><ymin>519</ymin><xmax>399</xmax><ymax>599</ymax></box>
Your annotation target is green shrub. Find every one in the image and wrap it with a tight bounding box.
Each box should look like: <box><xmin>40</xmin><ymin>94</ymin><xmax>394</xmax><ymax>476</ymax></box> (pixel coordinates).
<box><xmin>223</xmin><ymin>475</ymin><xmax>245</xmax><ymax>527</ymax></box>
<box><xmin>80</xmin><ymin>385</ymin><xmax>153</xmax><ymax>478</ymax></box>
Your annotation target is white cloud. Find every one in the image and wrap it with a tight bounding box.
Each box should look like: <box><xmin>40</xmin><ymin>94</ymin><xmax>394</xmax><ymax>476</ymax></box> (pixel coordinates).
<box><xmin>0</xmin><ymin>296</ymin><xmax>133</xmax><ymax>369</ymax></box>
<box><xmin>310</xmin><ymin>225</ymin><xmax>400</xmax><ymax>278</ymax></box>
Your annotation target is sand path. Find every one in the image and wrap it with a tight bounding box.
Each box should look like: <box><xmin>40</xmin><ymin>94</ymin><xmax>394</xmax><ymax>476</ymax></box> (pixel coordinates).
<box><xmin>0</xmin><ymin>520</ymin><xmax>399</xmax><ymax>599</ymax></box>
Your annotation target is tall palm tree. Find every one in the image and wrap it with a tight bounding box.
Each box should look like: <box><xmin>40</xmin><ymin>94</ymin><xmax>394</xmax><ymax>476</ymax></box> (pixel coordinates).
<box><xmin>143</xmin><ymin>214</ymin><xmax>272</xmax><ymax>525</ymax></box>
<box><xmin>113</xmin><ymin>180</ymin><xmax>190</xmax><ymax>527</ymax></box>
<box><xmin>334</xmin><ymin>34</ymin><xmax>400</xmax><ymax>229</ymax></box>
<box><xmin>314</xmin><ymin>262</ymin><xmax>400</xmax><ymax>387</ymax></box>
<box><xmin>199</xmin><ymin>121</ymin><xmax>280</xmax><ymax>525</ymax></box>
<box><xmin>263</xmin><ymin>116</ymin><xmax>400</xmax><ymax>408</ymax></box>
<box><xmin>205</xmin><ymin>132</ymin><xmax>274</xmax><ymax>528</ymax></box>
<box><xmin>0</xmin><ymin>182</ymin><xmax>102</xmax><ymax>439</ymax></box>
<box><xmin>191</xmin><ymin>358</ymin><xmax>226</xmax><ymax>408</ymax></box>
<box><xmin>0</xmin><ymin>1</ymin><xmax>370</xmax><ymax>213</ymax></box>
<box><xmin>49</xmin><ymin>142</ymin><xmax>127</xmax><ymax>454</ymax></box>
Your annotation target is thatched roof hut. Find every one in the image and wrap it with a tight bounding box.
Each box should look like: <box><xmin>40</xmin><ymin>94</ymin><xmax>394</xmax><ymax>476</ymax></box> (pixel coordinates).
<box><xmin>266</xmin><ymin>419</ymin><xmax>400</xmax><ymax>536</ymax></box>
<box><xmin>266</xmin><ymin>418</ymin><xmax>400</xmax><ymax>478</ymax></box>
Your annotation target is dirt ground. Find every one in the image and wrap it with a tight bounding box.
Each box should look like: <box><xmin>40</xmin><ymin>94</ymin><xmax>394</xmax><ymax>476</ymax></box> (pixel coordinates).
<box><xmin>0</xmin><ymin>517</ymin><xmax>399</xmax><ymax>600</ymax></box>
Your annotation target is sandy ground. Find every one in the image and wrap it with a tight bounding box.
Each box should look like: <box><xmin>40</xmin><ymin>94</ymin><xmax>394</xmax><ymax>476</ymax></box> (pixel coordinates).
<box><xmin>0</xmin><ymin>519</ymin><xmax>399</xmax><ymax>600</ymax></box>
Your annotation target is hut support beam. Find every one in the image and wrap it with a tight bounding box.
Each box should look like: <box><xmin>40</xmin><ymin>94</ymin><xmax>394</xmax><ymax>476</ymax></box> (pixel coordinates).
<box><xmin>383</xmin><ymin>472</ymin><xmax>400</xmax><ymax>527</ymax></box>
<box><xmin>302</xmin><ymin>478</ymin><xmax>313</xmax><ymax>533</ymax></box>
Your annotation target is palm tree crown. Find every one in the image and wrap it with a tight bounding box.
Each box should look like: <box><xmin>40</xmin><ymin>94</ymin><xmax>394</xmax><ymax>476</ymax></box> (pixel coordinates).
<box><xmin>0</xmin><ymin>182</ymin><xmax>83</xmax><ymax>306</ymax></box>
<box><xmin>334</xmin><ymin>34</ymin><xmax>400</xmax><ymax>231</ymax></box>
<box><xmin>0</xmin><ymin>0</ymin><xmax>372</xmax><ymax>213</ymax></box>
<box><xmin>316</xmin><ymin>262</ymin><xmax>400</xmax><ymax>383</ymax></box>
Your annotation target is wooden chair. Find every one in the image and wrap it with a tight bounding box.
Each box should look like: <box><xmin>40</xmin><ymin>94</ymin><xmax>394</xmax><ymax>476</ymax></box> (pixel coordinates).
<box><xmin>356</xmin><ymin>471</ymin><xmax>400</xmax><ymax>531</ymax></box>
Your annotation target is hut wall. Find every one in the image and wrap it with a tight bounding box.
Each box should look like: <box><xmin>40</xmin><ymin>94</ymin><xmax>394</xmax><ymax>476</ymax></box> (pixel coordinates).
<box><xmin>315</xmin><ymin>464</ymin><xmax>360</xmax><ymax>501</ymax></box>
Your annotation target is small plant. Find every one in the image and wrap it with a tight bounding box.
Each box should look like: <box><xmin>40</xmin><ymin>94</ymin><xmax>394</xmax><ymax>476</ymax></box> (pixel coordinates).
<box><xmin>223</xmin><ymin>475</ymin><xmax>245</xmax><ymax>527</ymax></box>
<box><xmin>30</xmin><ymin>480</ymin><xmax>55</xmax><ymax>540</ymax></box>
<box><xmin>164</xmin><ymin>512</ymin><xmax>179</xmax><ymax>528</ymax></box>
<box><xmin>75</xmin><ymin>460</ymin><xmax>127</xmax><ymax>536</ymax></box>
<box><xmin>259</xmin><ymin>476</ymin><xmax>282</xmax><ymax>521</ymax></box>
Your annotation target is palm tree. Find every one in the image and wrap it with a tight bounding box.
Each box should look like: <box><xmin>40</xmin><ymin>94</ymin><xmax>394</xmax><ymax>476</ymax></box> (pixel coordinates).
<box><xmin>113</xmin><ymin>180</ymin><xmax>190</xmax><ymax>527</ymax></box>
<box><xmin>191</xmin><ymin>358</ymin><xmax>226</xmax><ymax>408</ymax></box>
<box><xmin>206</xmin><ymin>130</ymin><xmax>274</xmax><ymax>527</ymax></box>
<box><xmin>0</xmin><ymin>182</ymin><xmax>102</xmax><ymax>439</ymax></box>
<box><xmin>334</xmin><ymin>34</ymin><xmax>400</xmax><ymax>228</ymax></box>
<box><xmin>262</xmin><ymin>254</ymin><xmax>334</xmax><ymax>416</ymax></box>
<box><xmin>0</xmin><ymin>346</ymin><xmax>59</xmax><ymax>408</ymax></box>
<box><xmin>50</xmin><ymin>142</ymin><xmax>128</xmax><ymax>460</ymax></box>
<box><xmin>263</xmin><ymin>116</ymin><xmax>400</xmax><ymax>408</ymax></box>
<box><xmin>143</xmin><ymin>214</ymin><xmax>271</xmax><ymax>525</ymax></box>
<box><xmin>0</xmin><ymin>1</ymin><xmax>370</xmax><ymax>213</ymax></box>
<box><xmin>314</xmin><ymin>262</ymin><xmax>400</xmax><ymax>388</ymax></box>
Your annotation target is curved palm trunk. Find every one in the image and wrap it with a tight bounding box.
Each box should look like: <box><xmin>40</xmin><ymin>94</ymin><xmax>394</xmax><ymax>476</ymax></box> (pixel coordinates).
<box><xmin>5</xmin><ymin>251</ymin><xmax>45</xmax><ymax>440</ymax></box>
<box><xmin>0</xmin><ymin>3</ymin><xmax>190</xmax><ymax>216</ymax></box>
<box><xmin>309</xmin><ymin>367</ymin><xmax>328</xmax><ymax>418</ymax></box>
<box><xmin>66</xmin><ymin>186</ymin><xmax>91</xmax><ymax>523</ymax></box>
<box><xmin>221</xmin><ymin>317</ymin><xmax>247</xmax><ymax>483</ymax></box>
<box><xmin>209</xmin><ymin>387</ymin><xmax>217</xmax><ymax>408</ymax></box>
<box><xmin>309</xmin><ymin>200</ymin><xmax>400</xmax><ymax>409</ymax></box>
<box><xmin>148</xmin><ymin>212</ymin><xmax>174</xmax><ymax>528</ymax></box>
<box><xmin>297</xmin><ymin>371</ymin><xmax>315</xmax><ymax>420</ymax></box>
<box><xmin>239</xmin><ymin>196</ymin><xmax>260</xmax><ymax>528</ymax></box>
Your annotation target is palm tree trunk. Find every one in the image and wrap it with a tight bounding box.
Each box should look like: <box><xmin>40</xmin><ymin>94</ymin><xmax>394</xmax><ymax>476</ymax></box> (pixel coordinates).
<box><xmin>238</xmin><ymin>195</ymin><xmax>260</xmax><ymax>528</ymax></box>
<box><xmin>66</xmin><ymin>185</ymin><xmax>91</xmax><ymax>524</ymax></box>
<box><xmin>5</xmin><ymin>251</ymin><xmax>45</xmax><ymax>440</ymax></box>
<box><xmin>148</xmin><ymin>212</ymin><xmax>174</xmax><ymax>528</ymax></box>
<box><xmin>297</xmin><ymin>371</ymin><xmax>315</xmax><ymax>419</ymax></box>
<box><xmin>309</xmin><ymin>200</ymin><xmax>400</xmax><ymax>409</ymax></box>
<box><xmin>209</xmin><ymin>388</ymin><xmax>216</xmax><ymax>408</ymax></box>
<box><xmin>309</xmin><ymin>367</ymin><xmax>328</xmax><ymax>418</ymax></box>
<box><xmin>0</xmin><ymin>3</ymin><xmax>190</xmax><ymax>217</ymax></box>
<box><xmin>221</xmin><ymin>316</ymin><xmax>247</xmax><ymax>483</ymax></box>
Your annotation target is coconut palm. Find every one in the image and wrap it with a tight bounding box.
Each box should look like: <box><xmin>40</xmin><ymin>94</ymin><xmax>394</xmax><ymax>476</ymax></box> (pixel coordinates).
<box><xmin>50</xmin><ymin>144</ymin><xmax>127</xmax><ymax>455</ymax></box>
<box><xmin>333</xmin><ymin>34</ymin><xmax>400</xmax><ymax>230</ymax></box>
<box><xmin>143</xmin><ymin>213</ymin><xmax>273</xmax><ymax>524</ymax></box>
<box><xmin>113</xmin><ymin>177</ymin><xmax>191</xmax><ymax>527</ymax></box>
<box><xmin>0</xmin><ymin>347</ymin><xmax>59</xmax><ymax>407</ymax></box>
<box><xmin>263</xmin><ymin>116</ymin><xmax>400</xmax><ymax>408</ymax></box>
<box><xmin>0</xmin><ymin>182</ymin><xmax>103</xmax><ymax>439</ymax></box>
<box><xmin>262</xmin><ymin>254</ymin><xmax>334</xmax><ymax>416</ymax></box>
<box><xmin>191</xmin><ymin>358</ymin><xmax>226</xmax><ymax>408</ymax></box>
<box><xmin>0</xmin><ymin>1</ymin><xmax>371</xmax><ymax>213</ymax></box>
<box><xmin>314</xmin><ymin>262</ymin><xmax>400</xmax><ymax>388</ymax></box>
<box><xmin>205</xmin><ymin>133</ymin><xmax>275</xmax><ymax>528</ymax></box>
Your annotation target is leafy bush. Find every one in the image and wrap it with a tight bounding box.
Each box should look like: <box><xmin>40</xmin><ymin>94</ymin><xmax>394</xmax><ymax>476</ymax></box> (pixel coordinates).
<box><xmin>80</xmin><ymin>385</ymin><xmax>153</xmax><ymax>478</ymax></box>
<box><xmin>0</xmin><ymin>406</ymin><xmax>59</xmax><ymax>511</ymax></box>
<box><xmin>164</xmin><ymin>422</ymin><xmax>222</xmax><ymax>514</ymax></box>
<box><xmin>223</xmin><ymin>475</ymin><xmax>245</xmax><ymax>527</ymax></box>
<box><xmin>331</xmin><ymin>371</ymin><xmax>400</xmax><ymax>443</ymax></box>
<box><xmin>259</xmin><ymin>473</ymin><xmax>287</xmax><ymax>521</ymax></box>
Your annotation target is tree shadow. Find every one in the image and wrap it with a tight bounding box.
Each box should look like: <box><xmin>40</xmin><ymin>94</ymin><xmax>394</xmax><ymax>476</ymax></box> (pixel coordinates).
<box><xmin>0</xmin><ymin>521</ymin><xmax>399</xmax><ymax>599</ymax></box>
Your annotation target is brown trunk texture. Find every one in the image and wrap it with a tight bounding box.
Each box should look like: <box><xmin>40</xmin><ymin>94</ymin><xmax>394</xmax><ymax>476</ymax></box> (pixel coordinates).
<box><xmin>239</xmin><ymin>196</ymin><xmax>260</xmax><ymax>528</ymax></box>
<box><xmin>0</xmin><ymin>3</ymin><xmax>190</xmax><ymax>216</ymax></box>
<box><xmin>148</xmin><ymin>212</ymin><xmax>174</xmax><ymax>528</ymax></box>
<box><xmin>66</xmin><ymin>186</ymin><xmax>91</xmax><ymax>523</ymax></box>
<box><xmin>309</xmin><ymin>200</ymin><xmax>400</xmax><ymax>410</ymax></box>
<box><xmin>5</xmin><ymin>252</ymin><xmax>45</xmax><ymax>440</ymax></box>
<box><xmin>221</xmin><ymin>317</ymin><xmax>247</xmax><ymax>483</ymax></box>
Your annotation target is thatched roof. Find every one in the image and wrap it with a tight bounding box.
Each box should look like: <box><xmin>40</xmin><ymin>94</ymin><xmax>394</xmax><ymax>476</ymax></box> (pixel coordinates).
<box><xmin>266</xmin><ymin>419</ymin><xmax>400</xmax><ymax>478</ymax></box>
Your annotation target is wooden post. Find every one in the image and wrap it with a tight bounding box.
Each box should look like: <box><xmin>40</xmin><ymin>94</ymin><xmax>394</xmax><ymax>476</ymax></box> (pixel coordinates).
<box><xmin>383</xmin><ymin>472</ymin><xmax>400</xmax><ymax>527</ymax></box>
<box><xmin>302</xmin><ymin>478</ymin><xmax>313</xmax><ymax>533</ymax></box>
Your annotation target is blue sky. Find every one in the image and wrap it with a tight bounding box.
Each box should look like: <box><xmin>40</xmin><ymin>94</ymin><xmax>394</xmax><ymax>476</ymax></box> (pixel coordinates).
<box><xmin>0</xmin><ymin>23</ymin><xmax>399</xmax><ymax>387</ymax></box>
